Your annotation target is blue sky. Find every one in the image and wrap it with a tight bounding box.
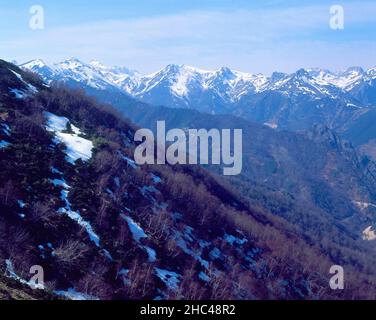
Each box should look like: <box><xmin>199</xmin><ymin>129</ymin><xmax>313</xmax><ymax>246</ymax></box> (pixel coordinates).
<box><xmin>1</xmin><ymin>0</ymin><xmax>375</xmax><ymax>73</ymax></box>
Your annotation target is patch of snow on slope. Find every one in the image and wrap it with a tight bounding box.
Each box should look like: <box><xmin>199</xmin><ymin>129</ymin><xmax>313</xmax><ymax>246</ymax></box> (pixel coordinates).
<box><xmin>264</xmin><ymin>122</ymin><xmax>278</xmax><ymax>129</ymax></box>
<box><xmin>209</xmin><ymin>248</ymin><xmax>222</xmax><ymax>260</ymax></box>
<box><xmin>363</xmin><ymin>226</ymin><xmax>376</xmax><ymax>241</ymax></box>
<box><xmin>224</xmin><ymin>232</ymin><xmax>248</xmax><ymax>245</ymax></box>
<box><xmin>59</xmin><ymin>194</ymin><xmax>100</xmax><ymax>247</ymax></box>
<box><xmin>174</xmin><ymin>230</ymin><xmax>209</xmax><ymax>269</ymax></box>
<box><xmin>353</xmin><ymin>201</ymin><xmax>376</xmax><ymax>210</ymax></box>
<box><xmin>54</xmin><ymin>288</ymin><xmax>99</xmax><ymax>300</ymax></box>
<box><xmin>51</xmin><ymin>178</ymin><xmax>70</xmax><ymax>189</ymax></box>
<box><xmin>51</xmin><ymin>170</ymin><xmax>114</xmax><ymax>261</ymax></box>
<box><xmin>5</xmin><ymin>259</ymin><xmax>44</xmax><ymax>290</ymax></box>
<box><xmin>121</xmin><ymin>214</ymin><xmax>147</xmax><ymax>242</ymax></box>
<box><xmin>155</xmin><ymin>268</ymin><xmax>181</xmax><ymax>290</ymax></box>
<box><xmin>52</xmin><ymin>174</ymin><xmax>100</xmax><ymax>247</ymax></box>
<box><xmin>346</xmin><ymin>103</ymin><xmax>362</xmax><ymax>109</ymax></box>
<box><xmin>17</xmin><ymin>200</ymin><xmax>26</xmax><ymax>208</ymax></box>
<box><xmin>9</xmin><ymin>69</ymin><xmax>38</xmax><ymax>94</ymax></box>
<box><xmin>143</xmin><ymin>246</ymin><xmax>157</xmax><ymax>262</ymax></box>
<box><xmin>199</xmin><ymin>271</ymin><xmax>210</xmax><ymax>282</ymax></box>
<box><xmin>44</xmin><ymin>112</ymin><xmax>93</xmax><ymax>164</ymax></box>
<box><xmin>117</xmin><ymin>268</ymin><xmax>131</xmax><ymax>285</ymax></box>
<box><xmin>140</xmin><ymin>185</ymin><xmax>159</xmax><ymax>196</ymax></box>
<box><xmin>0</xmin><ymin>140</ymin><xmax>11</xmax><ymax>149</ymax></box>
<box><xmin>9</xmin><ymin>88</ymin><xmax>26</xmax><ymax>99</ymax></box>
<box><xmin>1</xmin><ymin>123</ymin><xmax>11</xmax><ymax>136</ymax></box>
<box><xmin>120</xmin><ymin>214</ymin><xmax>157</xmax><ymax>262</ymax></box>
<box><xmin>45</xmin><ymin>112</ymin><xmax>69</xmax><ymax>131</ymax></box>
<box><xmin>151</xmin><ymin>173</ymin><xmax>162</xmax><ymax>184</ymax></box>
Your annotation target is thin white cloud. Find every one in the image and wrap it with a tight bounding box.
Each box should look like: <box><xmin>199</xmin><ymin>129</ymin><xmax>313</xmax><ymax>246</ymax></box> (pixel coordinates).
<box><xmin>2</xmin><ymin>2</ymin><xmax>376</xmax><ymax>73</ymax></box>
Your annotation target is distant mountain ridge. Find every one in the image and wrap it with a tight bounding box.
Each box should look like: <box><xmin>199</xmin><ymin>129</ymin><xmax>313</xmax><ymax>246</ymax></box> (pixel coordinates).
<box><xmin>21</xmin><ymin>58</ymin><xmax>376</xmax><ymax>131</ymax></box>
<box><xmin>21</xmin><ymin>58</ymin><xmax>376</xmax><ymax>96</ymax></box>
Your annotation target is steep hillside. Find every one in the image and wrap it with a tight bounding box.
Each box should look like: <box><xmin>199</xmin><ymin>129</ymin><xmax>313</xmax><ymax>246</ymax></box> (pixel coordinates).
<box><xmin>340</xmin><ymin>107</ymin><xmax>376</xmax><ymax>161</ymax></box>
<box><xmin>0</xmin><ymin>274</ymin><xmax>55</xmax><ymax>300</ymax></box>
<box><xmin>121</xmin><ymin>102</ymin><xmax>376</xmax><ymax>239</ymax></box>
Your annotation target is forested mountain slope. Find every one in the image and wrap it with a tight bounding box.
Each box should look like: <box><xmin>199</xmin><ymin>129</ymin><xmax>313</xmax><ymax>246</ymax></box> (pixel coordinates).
<box><xmin>1</xmin><ymin>60</ymin><xmax>376</xmax><ymax>300</ymax></box>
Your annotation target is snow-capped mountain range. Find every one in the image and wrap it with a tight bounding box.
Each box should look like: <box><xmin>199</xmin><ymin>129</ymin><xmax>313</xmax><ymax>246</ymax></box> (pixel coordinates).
<box><xmin>21</xmin><ymin>58</ymin><xmax>376</xmax><ymax>130</ymax></box>
<box><xmin>21</xmin><ymin>58</ymin><xmax>268</xmax><ymax>101</ymax></box>
<box><xmin>21</xmin><ymin>58</ymin><xmax>375</xmax><ymax>101</ymax></box>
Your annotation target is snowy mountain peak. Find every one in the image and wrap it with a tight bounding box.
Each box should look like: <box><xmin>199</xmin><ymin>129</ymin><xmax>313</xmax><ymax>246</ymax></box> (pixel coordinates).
<box><xmin>59</xmin><ymin>57</ymin><xmax>87</xmax><ymax>69</ymax></box>
<box><xmin>89</xmin><ymin>60</ymin><xmax>107</xmax><ymax>69</ymax></box>
<box><xmin>271</xmin><ymin>71</ymin><xmax>287</xmax><ymax>81</ymax></box>
<box><xmin>89</xmin><ymin>60</ymin><xmax>136</xmax><ymax>75</ymax></box>
<box><xmin>344</xmin><ymin>66</ymin><xmax>365</xmax><ymax>75</ymax></box>
<box><xmin>67</xmin><ymin>57</ymin><xmax>85</xmax><ymax>64</ymax></box>
<box><xmin>157</xmin><ymin>64</ymin><xmax>208</xmax><ymax>76</ymax></box>
<box><xmin>216</xmin><ymin>67</ymin><xmax>236</xmax><ymax>77</ymax></box>
<box><xmin>367</xmin><ymin>67</ymin><xmax>376</xmax><ymax>77</ymax></box>
<box><xmin>21</xmin><ymin>59</ymin><xmax>49</xmax><ymax>69</ymax></box>
<box><xmin>295</xmin><ymin>68</ymin><xmax>310</xmax><ymax>78</ymax></box>
<box><xmin>164</xmin><ymin>64</ymin><xmax>183</xmax><ymax>73</ymax></box>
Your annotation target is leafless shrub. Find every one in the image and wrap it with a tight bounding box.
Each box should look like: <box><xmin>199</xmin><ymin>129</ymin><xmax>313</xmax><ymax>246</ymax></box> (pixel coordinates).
<box><xmin>125</xmin><ymin>259</ymin><xmax>154</xmax><ymax>299</ymax></box>
<box><xmin>53</xmin><ymin>240</ymin><xmax>89</xmax><ymax>271</ymax></box>
<box><xmin>76</xmin><ymin>273</ymin><xmax>112</xmax><ymax>300</ymax></box>
<box><xmin>29</xmin><ymin>202</ymin><xmax>55</xmax><ymax>226</ymax></box>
